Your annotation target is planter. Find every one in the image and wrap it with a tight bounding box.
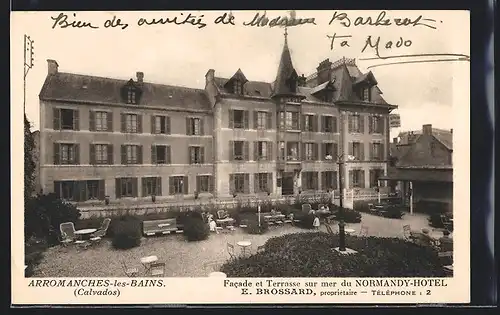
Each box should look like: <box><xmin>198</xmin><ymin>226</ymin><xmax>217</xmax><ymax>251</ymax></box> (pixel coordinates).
<box><xmin>151</xmin><ymin>195</ymin><xmax>156</xmax><ymax>203</ymax></box>
<box><xmin>104</xmin><ymin>196</ymin><xmax>110</xmax><ymax>205</ymax></box>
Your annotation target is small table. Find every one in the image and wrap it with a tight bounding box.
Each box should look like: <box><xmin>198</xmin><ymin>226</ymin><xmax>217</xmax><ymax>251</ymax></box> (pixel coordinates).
<box><xmin>216</xmin><ymin>218</ymin><xmax>234</xmax><ymax>228</ymax></box>
<box><xmin>237</xmin><ymin>240</ymin><xmax>252</xmax><ymax>256</ymax></box>
<box><xmin>74</xmin><ymin>228</ymin><xmax>97</xmax><ymax>240</ymax></box>
<box><xmin>141</xmin><ymin>255</ymin><xmax>158</xmax><ymax>274</ymax></box>
<box><xmin>208</xmin><ymin>271</ymin><xmax>227</xmax><ymax>278</ymax></box>
<box><xmin>345</xmin><ymin>228</ymin><xmax>355</xmax><ymax>234</ymax></box>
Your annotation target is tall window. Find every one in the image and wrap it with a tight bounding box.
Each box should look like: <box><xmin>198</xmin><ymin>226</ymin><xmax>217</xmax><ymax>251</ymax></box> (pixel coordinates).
<box><xmin>187</xmin><ymin>117</ymin><xmax>203</xmax><ymax>135</ymax></box>
<box><xmin>117</xmin><ymin>177</ymin><xmax>137</xmax><ymax>198</ymax></box>
<box><xmin>304</xmin><ymin>143</ymin><xmax>316</xmax><ymax>160</ymax></box>
<box><xmin>95</xmin><ymin>112</ymin><xmax>108</xmax><ymax>131</ymax></box>
<box><xmin>189</xmin><ymin>146</ymin><xmax>204</xmax><ymax>164</ymax></box>
<box><xmin>350</xmin><ymin>170</ymin><xmax>365</xmax><ymax>188</ymax></box>
<box><xmin>142</xmin><ymin>177</ymin><xmax>161</xmax><ymax>196</ymax></box>
<box><xmin>287</xmin><ymin>142</ymin><xmax>299</xmax><ymax>161</ymax></box>
<box><xmin>286</xmin><ymin>112</ymin><xmax>299</xmax><ymax>130</ymax></box>
<box><xmin>121</xmin><ymin>145</ymin><xmax>142</xmax><ymax>165</ymax></box>
<box><xmin>371</xmin><ymin>143</ymin><xmax>382</xmax><ymax>160</ymax></box>
<box><xmin>170</xmin><ymin>176</ymin><xmax>188</xmax><ymax>195</ymax></box>
<box><xmin>370</xmin><ymin>116</ymin><xmax>383</xmax><ymax>134</ymax></box>
<box><xmin>233</xmin><ymin>80</ymin><xmax>243</xmax><ymax>95</ymax></box>
<box><xmin>362</xmin><ymin>87</ymin><xmax>371</xmax><ymax>102</ymax></box>
<box><xmin>255</xmin><ymin>173</ymin><xmax>270</xmax><ymax>193</ymax></box>
<box><xmin>302</xmin><ymin>172</ymin><xmax>318</xmax><ymax>190</ymax></box>
<box><xmin>151</xmin><ymin>145</ymin><xmax>170</xmax><ymax>164</ymax></box>
<box><xmin>279</xmin><ymin>141</ymin><xmax>285</xmax><ymax>160</ymax></box>
<box><xmin>322</xmin><ymin>116</ymin><xmax>337</xmax><ymax>133</ymax></box>
<box><xmin>322</xmin><ymin>171</ymin><xmax>337</xmax><ymax>190</ymax></box>
<box><xmin>230</xmin><ymin>174</ymin><xmax>248</xmax><ymax>194</ymax></box>
<box><xmin>54</xmin><ymin>143</ymin><xmax>79</xmax><ymax>165</ymax></box>
<box><xmin>127</xmin><ymin>88</ymin><xmax>136</xmax><ymax>104</ymax></box>
<box><xmin>197</xmin><ymin>175</ymin><xmax>212</xmax><ymax>193</ymax></box>
<box><xmin>95</xmin><ymin>144</ymin><xmax>108</xmax><ymax>164</ymax></box>
<box><xmin>352</xmin><ymin>142</ymin><xmax>363</xmax><ymax>160</ymax></box>
<box><xmin>125</xmin><ymin>114</ymin><xmax>138</xmax><ymax>133</ymax></box>
<box><xmin>256</xmin><ymin>111</ymin><xmax>268</xmax><ymax>129</ymax></box>
<box><xmin>232</xmin><ymin>141</ymin><xmax>247</xmax><ymax>161</ymax></box>
<box><xmin>127</xmin><ymin>145</ymin><xmax>137</xmax><ymax>164</ymax></box>
<box><xmin>152</xmin><ymin>115</ymin><xmax>170</xmax><ymax>134</ymax></box>
<box><xmin>323</xmin><ymin>142</ymin><xmax>337</xmax><ymax>161</ymax></box>
<box><xmin>233</xmin><ymin>110</ymin><xmax>245</xmax><ymax>128</ymax></box>
<box><xmin>53</xmin><ymin>108</ymin><xmax>79</xmax><ymax>131</ymax></box>
<box><xmin>349</xmin><ymin>114</ymin><xmax>362</xmax><ymax>133</ymax></box>
<box><xmin>256</xmin><ymin>141</ymin><xmax>268</xmax><ymax>160</ymax></box>
<box><xmin>54</xmin><ymin>180</ymin><xmax>105</xmax><ymax>201</ymax></box>
<box><xmin>369</xmin><ymin>169</ymin><xmax>384</xmax><ymax>188</ymax></box>
<box><xmin>303</xmin><ymin>115</ymin><xmax>315</xmax><ymax>132</ymax></box>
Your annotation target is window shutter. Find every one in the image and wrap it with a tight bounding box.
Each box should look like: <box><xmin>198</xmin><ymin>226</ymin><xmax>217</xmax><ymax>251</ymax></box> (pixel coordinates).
<box><xmin>107</xmin><ymin>112</ymin><xmax>113</xmax><ymax>131</ymax></box>
<box><xmin>332</xmin><ymin>117</ymin><xmax>338</xmax><ymax>133</ymax></box>
<box><xmin>360</xmin><ymin>143</ymin><xmax>365</xmax><ymax>161</ymax></box>
<box><xmin>89</xmin><ymin>111</ymin><xmax>95</xmax><ymax>131</ymax></box>
<box><xmin>333</xmin><ymin>143</ymin><xmax>338</xmax><ymax>160</ymax></box>
<box><xmin>253</xmin><ymin>111</ymin><xmax>258</xmax><ymax>129</ymax></box>
<box><xmin>228</xmin><ymin>109</ymin><xmax>234</xmax><ymax>128</ymax></box>
<box><xmin>321</xmin><ymin>172</ymin><xmax>326</xmax><ymax>190</ymax></box>
<box><xmin>107</xmin><ymin>144</ymin><xmax>114</xmax><ymax>164</ymax></box>
<box><xmin>121</xmin><ymin>145</ymin><xmax>126</xmax><ymax>164</ymax></box>
<box><xmin>142</xmin><ymin>178</ymin><xmax>147</xmax><ymax>197</ymax></box>
<box><xmin>73</xmin><ymin>110</ymin><xmax>80</xmax><ymax>130</ymax></box>
<box><xmin>74</xmin><ymin>144</ymin><xmax>80</xmax><ymax>164</ymax></box>
<box><xmin>200</xmin><ymin>119</ymin><xmax>205</xmax><ymax>135</ymax></box>
<box><xmin>186</xmin><ymin>117</ymin><xmax>191</xmax><ymax>135</ymax></box>
<box><xmin>359</xmin><ymin>115</ymin><xmax>365</xmax><ymax>133</ymax></box>
<box><xmin>253</xmin><ymin>141</ymin><xmax>258</xmax><ymax>161</ymax></box>
<box><xmin>115</xmin><ymin>178</ymin><xmax>121</xmax><ymax>199</ymax></box>
<box><xmin>243</xmin><ymin>141</ymin><xmax>249</xmax><ymax>161</ymax></box>
<box><xmin>320</xmin><ymin>116</ymin><xmax>325</xmax><ymax>132</ymax></box>
<box><xmin>244</xmin><ymin>174</ymin><xmax>250</xmax><ymax>194</ymax></box>
<box><xmin>301</xmin><ymin>143</ymin><xmax>306</xmax><ymax>160</ymax></box>
<box><xmin>267</xmin><ymin>173</ymin><xmax>273</xmax><ymax>193</ymax></box>
<box><xmin>267</xmin><ymin>142</ymin><xmax>273</xmax><ymax>160</ymax></box>
<box><xmin>314</xmin><ymin>173</ymin><xmax>319</xmax><ymax>190</ymax></box>
<box><xmin>369</xmin><ymin>142</ymin><xmax>373</xmax><ymax>160</ymax></box>
<box><xmin>229</xmin><ymin>174</ymin><xmax>234</xmax><ymax>195</ymax></box>
<box><xmin>132</xmin><ymin>178</ymin><xmax>138</xmax><ymax>197</ymax></box>
<box><xmin>188</xmin><ymin>147</ymin><xmax>193</xmax><ymax>164</ymax></box>
<box><xmin>254</xmin><ymin>174</ymin><xmax>259</xmax><ymax>193</ymax></box>
<box><xmin>137</xmin><ymin>115</ymin><xmax>143</xmax><ymax>133</ymax></box>
<box><xmin>315</xmin><ymin>116</ymin><xmax>320</xmax><ymax>132</ymax></box>
<box><xmin>348</xmin><ymin>170</ymin><xmax>354</xmax><ymax>188</ymax></box>
<box><xmin>121</xmin><ymin>114</ymin><xmax>126</xmax><ymax>132</ymax></box>
<box><xmin>98</xmin><ymin>180</ymin><xmax>105</xmax><ymax>200</ymax></box>
<box><xmin>183</xmin><ymin>176</ymin><xmax>189</xmax><ymax>194</ymax></box>
<box><xmin>380</xmin><ymin>116</ymin><xmax>385</xmax><ymax>134</ymax></box>
<box><xmin>196</xmin><ymin>176</ymin><xmax>201</xmax><ymax>192</ymax></box>
<box><xmin>380</xmin><ymin>143</ymin><xmax>385</xmax><ymax>160</ymax></box>
<box><xmin>166</xmin><ymin>116</ymin><xmax>171</xmax><ymax>134</ymax></box>
<box><xmin>314</xmin><ymin>143</ymin><xmax>319</xmax><ymax>160</ymax></box>
<box><xmin>89</xmin><ymin>144</ymin><xmax>96</xmax><ymax>165</ymax></box>
<box><xmin>166</xmin><ymin>146</ymin><xmax>171</xmax><ymax>164</ymax></box>
<box><xmin>360</xmin><ymin>170</ymin><xmax>365</xmax><ymax>188</ymax></box>
<box><xmin>169</xmin><ymin>177</ymin><xmax>174</xmax><ymax>195</ymax></box>
<box><xmin>229</xmin><ymin>141</ymin><xmax>234</xmax><ymax>161</ymax></box>
<box><xmin>348</xmin><ymin>115</ymin><xmax>353</xmax><ymax>133</ymax></box>
<box><xmin>200</xmin><ymin>147</ymin><xmax>205</xmax><ymax>164</ymax></box>
<box><xmin>368</xmin><ymin>116</ymin><xmax>373</xmax><ymax>134</ymax></box>
<box><xmin>301</xmin><ymin>115</ymin><xmax>305</xmax><ymax>131</ymax></box>
<box><xmin>369</xmin><ymin>170</ymin><xmax>374</xmax><ymax>187</ymax></box>
<box><xmin>151</xmin><ymin>116</ymin><xmax>155</xmax><ymax>134</ymax></box>
<box><xmin>244</xmin><ymin>111</ymin><xmax>249</xmax><ymax>129</ymax></box>
<box><xmin>53</xmin><ymin>108</ymin><xmax>60</xmax><ymax>130</ymax></box>
<box><xmin>348</xmin><ymin>142</ymin><xmax>353</xmax><ymax>157</ymax></box>
<box><xmin>53</xmin><ymin>181</ymin><xmax>61</xmax><ymax>198</ymax></box>
<box><xmin>151</xmin><ymin>145</ymin><xmax>157</xmax><ymax>164</ymax></box>
<box><xmin>137</xmin><ymin>145</ymin><xmax>143</xmax><ymax>164</ymax></box>
<box><xmin>210</xmin><ymin>176</ymin><xmax>215</xmax><ymax>193</ymax></box>
<box><xmin>53</xmin><ymin>143</ymin><xmax>60</xmax><ymax>165</ymax></box>
<box><xmin>157</xmin><ymin>177</ymin><xmax>162</xmax><ymax>196</ymax></box>
<box><xmin>267</xmin><ymin>112</ymin><xmax>272</xmax><ymax>129</ymax></box>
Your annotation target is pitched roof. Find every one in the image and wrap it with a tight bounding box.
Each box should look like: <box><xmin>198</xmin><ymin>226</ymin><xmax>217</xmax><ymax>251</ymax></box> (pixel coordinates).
<box><xmin>397</xmin><ymin>129</ymin><xmax>453</xmax><ymax>150</ymax></box>
<box><xmin>380</xmin><ymin>168</ymin><xmax>453</xmax><ymax>183</ymax></box>
<box><xmin>214</xmin><ymin>77</ymin><xmax>273</xmax><ymax>98</ymax></box>
<box><xmin>272</xmin><ymin>38</ymin><xmax>300</xmax><ymax>98</ymax></box>
<box><xmin>39</xmin><ymin>72</ymin><xmax>212</xmax><ymax>111</ymax></box>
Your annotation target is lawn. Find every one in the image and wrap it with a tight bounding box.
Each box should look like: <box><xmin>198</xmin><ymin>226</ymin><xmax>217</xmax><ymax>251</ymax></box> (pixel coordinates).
<box><xmin>30</xmin><ymin>212</ymin><xmax>446</xmax><ymax>277</ymax></box>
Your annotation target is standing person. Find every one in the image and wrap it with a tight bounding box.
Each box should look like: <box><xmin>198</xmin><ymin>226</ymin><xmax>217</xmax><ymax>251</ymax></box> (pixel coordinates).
<box><xmin>313</xmin><ymin>216</ymin><xmax>320</xmax><ymax>230</ymax></box>
<box><xmin>209</xmin><ymin>219</ymin><xmax>219</xmax><ymax>234</ymax></box>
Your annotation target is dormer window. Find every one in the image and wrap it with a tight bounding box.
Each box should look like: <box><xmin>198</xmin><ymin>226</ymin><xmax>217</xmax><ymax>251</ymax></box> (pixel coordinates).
<box><xmin>362</xmin><ymin>86</ymin><xmax>371</xmax><ymax>102</ymax></box>
<box><xmin>127</xmin><ymin>88</ymin><xmax>136</xmax><ymax>104</ymax></box>
<box><xmin>233</xmin><ymin>80</ymin><xmax>244</xmax><ymax>95</ymax></box>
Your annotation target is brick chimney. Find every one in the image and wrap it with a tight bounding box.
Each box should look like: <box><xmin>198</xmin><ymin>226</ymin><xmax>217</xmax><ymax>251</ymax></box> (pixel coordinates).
<box><xmin>205</xmin><ymin>69</ymin><xmax>215</xmax><ymax>86</ymax></box>
<box><xmin>298</xmin><ymin>74</ymin><xmax>306</xmax><ymax>87</ymax></box>
<box><xmin>47</xmin><ymin>59</ymin><xmax>58</xmax><ymax>75</ymax></box>
<box><xmin>136</xmin><ymin>72</ymin><xmax>144</xmax><ymax>84</ymax></box>
<box><xmin>422</xmin><ymin>124</ymin><xmax>433</xmax><ymax>135</ymax></box>
<box><xmin>316</xmin><ymin>59</ymin><xmax>332</xmax><ymax>85</ymax></box>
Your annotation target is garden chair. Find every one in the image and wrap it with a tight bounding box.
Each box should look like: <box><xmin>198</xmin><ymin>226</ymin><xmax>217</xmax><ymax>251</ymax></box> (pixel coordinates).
<box><xmin>121</xmin><ymin>261</ymin><xmax>139</xmax><ymax>277</ymax></box>
<box><xmin>90</xmin><ymin>229</ymin><xmax>106</xmax><ymax>244</ymax></box>
<box><xmin>227</xmin><ymin>243</ymin><xmax>236</xmax><ymax>260</ymax></box>
<box><xmin>60</xmin><ymin>222</ymin><xmax>87</xmax><ymax>247</ymax></box>
<box><xmin>149</xmin><ymin>262</ymin><xmax>166</xmax><ymax>277</ymax></box>
<box><xmin>217</xmin><ymin>210</ymin><xmax>228</xmax><ymax>220</ymax></box>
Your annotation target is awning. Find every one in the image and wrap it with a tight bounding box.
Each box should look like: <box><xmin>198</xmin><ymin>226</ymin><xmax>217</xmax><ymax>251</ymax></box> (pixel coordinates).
<box><xmin>379</xmin><ymin>168</ymin><xmax>453</xmax><ymax>183</ymax></box>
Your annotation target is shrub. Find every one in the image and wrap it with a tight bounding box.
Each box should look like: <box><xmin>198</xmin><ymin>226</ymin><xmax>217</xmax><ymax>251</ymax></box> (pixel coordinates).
<box><xmin>246</xmin><ymin>215</ymin><xmax>269</xmax><ymax>235</ymax></box>
<box><xmin>221</xmin><ymin>233</ymin><xmax>447</xmax><ymax>277</ymax></box>
<box><xmin>111</xmin><ymin>216</ymin><xmax>142</xmax><ymax>250</ymax></box>
<box><xmin>336</xmin><ymin>208</ymin><xmax>362</xmax><ymax>223</ymax></box>
<box><xmin>382</xmin><ymin>204</ymin><xmax>405</xmax><ymax>219</ymax></box>
<box><xmin>25</xmin><ymin>193</ymin><xmax>81</xmax><ymax>246</ymax></box>
<box><xmin>24</xmin><ymin>237</ymin><xmax>48</xmax><ymax>277</ymax></box>
<box><xmin>415</xmin><ymin>200</ymin><xmax>450</xmax><ymax>215</ymax></box>
<box><xmin>353</xmin><ymin>201</ymin><xmax>371</xmax><ymax>213</ymax></box>
<box><xmin>183</xmin><ymin>216</ymin><xmax>209</xmax><ymax>241</ymax></box>
<box><xmin>293</xmin><ymin>212</ymin><xmax>316</xmax><ymax>229</ymax></box>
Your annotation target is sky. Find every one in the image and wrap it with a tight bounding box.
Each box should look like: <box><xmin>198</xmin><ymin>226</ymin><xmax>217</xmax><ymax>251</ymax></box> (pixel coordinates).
<box><xmin>11</xmin><ymin>10</ymin><xmax>470</xmax><ymax>139</ymax></box>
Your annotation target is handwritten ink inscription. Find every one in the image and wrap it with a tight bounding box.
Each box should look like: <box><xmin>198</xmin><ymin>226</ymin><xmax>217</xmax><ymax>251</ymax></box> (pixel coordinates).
<box><xmin>243</xmin><ymin>11</ymin><xmax>316</xmax><ymax>27</ymax></box>
<box><xmin>51</xmin><ymin>13</ymin><xmax>99</xmax><ymax>29</ymax></box>
<box><xmin>329</xmin><ymin>11</ymin><xmax>439</xmax><ymax>30</ymax></box>
<box><xmin>137</xmin><ymin>13</ymin><xmax>207</xmax><ymax>29</ymax></box>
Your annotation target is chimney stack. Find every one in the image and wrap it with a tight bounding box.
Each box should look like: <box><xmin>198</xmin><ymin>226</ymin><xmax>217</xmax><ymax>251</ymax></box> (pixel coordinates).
<box><xmin>47</xmin><ymin>59</ymin><xmax>59</xmax><ymax>75</ymax></box>
<box><xmin>316</xmin><ymin>58</ymin><xmax>332</xmax><ymax>85</ymax></box>
<box><xmin>136</xmin><ymin>72</ymin><xmax>144</xmax><ymax>84</ymax></box>
<box><xmin>298</xmin><ymin>74</ymin><xmax>306</xmax><ymax>87</ymax></box>
<box><xmin>205</xmin><ymin>69</ymin><xmax>215</xmax><ymax>86</ymax></box>
<box><xmin>422</xmin><ymin>124</ymin><xmax>433</xmax><ymax>135</ymax></box>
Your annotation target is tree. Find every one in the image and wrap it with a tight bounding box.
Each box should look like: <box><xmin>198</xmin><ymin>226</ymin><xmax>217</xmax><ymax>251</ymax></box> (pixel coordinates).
<box><xmin>24</xmin><ymin>114</ymin><xmax>36</xmax><ymax>201</ymax></box>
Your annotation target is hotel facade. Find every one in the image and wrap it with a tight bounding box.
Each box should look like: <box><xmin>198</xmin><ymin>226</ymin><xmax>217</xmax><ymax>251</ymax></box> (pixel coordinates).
<box><xmin>38</xmin><ymin>36</ymin><xmax>397</xmax><ymax>205</ymax></box>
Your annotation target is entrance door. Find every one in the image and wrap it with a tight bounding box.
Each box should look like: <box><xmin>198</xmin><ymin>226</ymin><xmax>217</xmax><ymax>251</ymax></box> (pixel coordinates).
<box><xmin>282</xmin><ymin>172</ymin><xmax>294</xmax><ymax>196</ymax></box>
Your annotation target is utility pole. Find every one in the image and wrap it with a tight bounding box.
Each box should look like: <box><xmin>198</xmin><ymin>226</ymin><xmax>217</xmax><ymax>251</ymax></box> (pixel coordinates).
<box><xmin>24</xmin><ymin>34</ymin><xmax>35</xmax><ymax>115</ymax></box>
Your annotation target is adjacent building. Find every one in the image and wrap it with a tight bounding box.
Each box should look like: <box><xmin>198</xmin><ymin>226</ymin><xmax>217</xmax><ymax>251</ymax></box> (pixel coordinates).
<box><xmin>38</xmin><ymin>35</ymin><xmax>397</xmax><ymax>205</ymax></box>
<box><xmin>383</xmin><ymin>124</ymin><xmax>453</xmax><ymax>210</ymax></box>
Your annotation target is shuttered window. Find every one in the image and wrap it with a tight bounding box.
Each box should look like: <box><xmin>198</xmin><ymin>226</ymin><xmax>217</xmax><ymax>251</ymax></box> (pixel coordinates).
<box><xmin>54</xmin><ymin>180</ymin><xmax>105</xmax><ymax>201</ymax></box>
<box><xmin>169</xmin><ymin>176</ymin><xmax>188</xmax><ymax>195</ymax></box>
<box><xmin>142</xmin><ymin>177</ymin><xmax>162</xmax><ymax>196</ymax></box>
<box><xmin>115</xmin><ymin>177</ymin><xmax>138</xmax><ymax>198</ymax></box>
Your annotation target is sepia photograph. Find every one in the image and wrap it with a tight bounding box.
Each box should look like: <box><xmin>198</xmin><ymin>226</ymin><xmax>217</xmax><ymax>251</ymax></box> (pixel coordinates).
<box><xmin>12</xmin><ymin>10</ymin><xmax>470</xmax><ymax>304</ymax></box>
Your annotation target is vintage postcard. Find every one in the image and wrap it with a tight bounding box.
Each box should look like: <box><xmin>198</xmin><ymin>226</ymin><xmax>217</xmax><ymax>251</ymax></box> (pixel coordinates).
<box><xmin>12</xmin><ymin>10</ymin><xmax>470</xmax><ymax>305</ymax></box>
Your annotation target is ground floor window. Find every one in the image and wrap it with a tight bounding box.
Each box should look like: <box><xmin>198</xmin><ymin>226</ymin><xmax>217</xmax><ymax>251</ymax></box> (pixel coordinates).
<box><xmin>369</xmin><ymin>169</ymin><xmax>384</xmax><ymax>188</ymax></box>
<box><xmin>169</xmin><ymin>176</ymin><xmax>188</xmax><ymax>195</ymax></box>
<box><xmin>349</xmin><ymin>170</ymin><xmax>365</xmax><ymax>188</ymax></box>
<box><xmin>142</xmin><ymin>177</ymin><xmax>162</xmax><ymax>196</ymax></box>
<box><xmin>54</xmin><ymin>180</ymin><xmax>105</xmax><ymax>201</ymax></box>
<box><xmin>321</xmin><ymin>171</ymin><xmax>337</xmax><ymax>190</ymax></box>
<box><xmin>196</xmin><ymin>175</ymin><xmax>213</xmax><ymax>193</ymax></box>
<box><xmin>115</xmin><ymin>177</ymin><xmax>138</xmax><ymax>198</ymax></box>
<box><xmin>230</xmin><ymin>173</ymin><xmax>249</xmax><ymax>195</ymax></box>
<box><xmin>254</xmin><ymin>173</ymin><xmax>272</xmax><ymax>193</ymax></box>
<box><xmin>302</xmin><ymin>172</ymin><xmax>319</xmax><ymax>190</ymax></box>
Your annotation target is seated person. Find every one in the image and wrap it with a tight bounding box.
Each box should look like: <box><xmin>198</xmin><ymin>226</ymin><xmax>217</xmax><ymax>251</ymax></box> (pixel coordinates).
<box><xmin>439</xmin><ymin>230</ymin><xmax>453</xmax><ymax>252</ymax></box>
<box><xmin>313</xmin><ymin>216</ymin><xmax>320</xmax><ymax>229</ymax></box>
<box><xmin>209</xmin><ymin>219</ymin><xmax>218</xmax><ymax>234</ymax></box>
<box><xmin>217</xmin><ymin>210</ymin><xmax>228</xmax><ymax>220</ymax></box>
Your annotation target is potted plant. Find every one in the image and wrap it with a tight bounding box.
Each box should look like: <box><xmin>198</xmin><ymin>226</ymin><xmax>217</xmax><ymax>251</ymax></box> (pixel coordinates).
<box><xmin>104</xmin><ymin>195</ymin><xmax>110</xmax><ymax>205</ymax></box>
<box><xmin>194</xmin><ymin>191</ymin><xmax>199</xmax><ymax>199</ymax></box>
<box><xmin>151</xmin><ymin>194</ymin><xmax>156</xmax><ymax>203</ymax></box>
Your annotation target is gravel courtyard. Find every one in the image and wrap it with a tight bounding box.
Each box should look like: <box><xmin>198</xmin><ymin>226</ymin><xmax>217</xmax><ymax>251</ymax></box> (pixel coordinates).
<box><xmin>32</xmin><ymin>212</ymin><xmax>445</xmax><ymax>277</ymax></box>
